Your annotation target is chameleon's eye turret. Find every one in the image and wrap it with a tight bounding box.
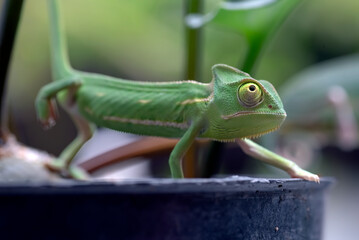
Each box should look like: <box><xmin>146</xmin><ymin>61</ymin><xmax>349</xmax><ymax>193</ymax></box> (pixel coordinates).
<box><xmin>238</xmin><ymin>82</ymin><xmax>263</xmax><ymax>108</ymax></box>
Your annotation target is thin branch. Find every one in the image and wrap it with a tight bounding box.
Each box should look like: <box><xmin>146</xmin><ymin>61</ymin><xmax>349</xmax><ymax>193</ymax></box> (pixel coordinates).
<box><xmin>0</xmin><ymin>0</ymin><xmax>24</xmax><ymax>141</ymax></box>
<box><xmin>79</xmin><ymin>137</ymin><xmax>178</xmax><ymax>173</ymax></box>
<box><xmin>184</xmin><ymin>0</ymin><xmax>203</xmax><ymax>81</ymax></box>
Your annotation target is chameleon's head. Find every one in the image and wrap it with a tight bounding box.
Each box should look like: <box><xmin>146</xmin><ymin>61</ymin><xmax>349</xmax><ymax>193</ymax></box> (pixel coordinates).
<box><xmin>207</xmin><ymin>64</ymin><xmax>287</xmax><ymax>140</ymax></box>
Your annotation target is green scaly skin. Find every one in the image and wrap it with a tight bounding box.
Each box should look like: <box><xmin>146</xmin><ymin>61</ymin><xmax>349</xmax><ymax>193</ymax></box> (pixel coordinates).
<box><xmin>36</xmin><ymin>0</ymin><xmax>319</xmax><ymax>182</ymax></box>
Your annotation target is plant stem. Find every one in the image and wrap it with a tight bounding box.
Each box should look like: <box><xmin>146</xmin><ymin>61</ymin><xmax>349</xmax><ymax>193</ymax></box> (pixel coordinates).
<box><xmin>184</xmin><ymin>0</ymin><xmax>203</xmax><ymax>81</ymax></box>
<box><xmin>0</xmin><ymin>0</ymin><xmax>24</xmax><ymax>141</ymax></box>
<box><xmin>183</xmin><ymin>0</ymin><xmax>203</xmax><ymax>177</ymax></box>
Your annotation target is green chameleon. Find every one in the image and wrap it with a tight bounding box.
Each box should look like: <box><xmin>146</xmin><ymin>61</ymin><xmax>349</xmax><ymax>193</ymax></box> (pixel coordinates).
<box><xmin>36</xmin><ymin>0</ymin><xmax>319</xmax><ymax>182</ymax></box>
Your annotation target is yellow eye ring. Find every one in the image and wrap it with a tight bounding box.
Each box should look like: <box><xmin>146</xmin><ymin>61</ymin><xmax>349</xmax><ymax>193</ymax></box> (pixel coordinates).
<box><xmin>237</xmin><ymin>82</ymin><xmax>263</xmax><ymax>107</ymax></box>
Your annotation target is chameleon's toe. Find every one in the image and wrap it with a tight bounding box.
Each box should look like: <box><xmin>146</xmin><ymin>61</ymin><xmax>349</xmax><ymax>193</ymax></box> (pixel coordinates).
<box><xmin>45</xmin><ymin>160</ymin><xmax>65</xmax><ymax>172</ymax></box>
<box><xmin>39</xmin><ymin>117</ymin><xmax>56</xmax><ymax>130</ymax></box>
<box><xmin>297</xmin><ymin>171</ymin><xmax>320</xmax><ymax>183</ymax></box>
<box><xmin>308</xmin><ymin>173</ymin><xmax>320</xmax><ymax>183</ymax></box>
<box><xmin>36</xmin><ymin>97</ymin><xmax>58</xmax><ymax>130</ymax></box>
<box><xmin>69</xmin><ymin>166</ymin><xmax>90</xmax><ymax>180</ymax></box>
<box><xmin>289</xmin><ymin>165</ymin><xmax>320</xmax><ymax>183</ymax></box>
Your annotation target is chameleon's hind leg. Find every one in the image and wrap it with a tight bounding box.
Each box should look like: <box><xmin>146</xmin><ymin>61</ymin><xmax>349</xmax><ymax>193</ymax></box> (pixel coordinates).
<box><xmin>237</xmin><ymin>138</ymin><xmax>320</xmax><ymax>182</ymax></box>
<box><xmin>54</xmin><ymin>115</ymin><xmax>95</xmax><ymax>180</ymax></box>
<box><xmin>36</xmin><ymin>78</ymin><xmax>94</xmax><ymax>179</ymax></box>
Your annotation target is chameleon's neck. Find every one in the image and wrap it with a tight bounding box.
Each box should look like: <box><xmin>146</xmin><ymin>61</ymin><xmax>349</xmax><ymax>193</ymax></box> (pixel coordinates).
<box><xmin>48</xmin><ymin>0</ymin><xmax>73</xmax><ymax>80</ymax></box>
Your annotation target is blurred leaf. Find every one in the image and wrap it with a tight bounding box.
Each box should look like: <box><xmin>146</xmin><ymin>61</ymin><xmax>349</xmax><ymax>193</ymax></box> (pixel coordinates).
<box><xmin>262</xmin><ymin>54</ymin><xmax>359</xmax><ymax>156</ymax></box>
<box><xmin>187</xmin><ymin>0</ymin><xmax>300</xmax><ymax>42</ymax></box>
<box><xmin>281</xmin><ymin>54</ymin><xmax>359</xmax><ymax>122</ymax></box>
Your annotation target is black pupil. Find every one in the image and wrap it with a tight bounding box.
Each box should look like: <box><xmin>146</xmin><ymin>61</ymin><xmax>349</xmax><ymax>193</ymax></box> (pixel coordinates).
<box><xmin>249</xmin><ymin>85</ymin><xmax>256</xmax><ymax>91</ymax></box>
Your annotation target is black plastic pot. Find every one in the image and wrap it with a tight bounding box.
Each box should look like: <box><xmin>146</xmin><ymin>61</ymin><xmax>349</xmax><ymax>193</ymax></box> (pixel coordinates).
<box><xmin>0</xmin><ymin>177</ymin><xmax>332</xmax><ymax>240</ymax></box>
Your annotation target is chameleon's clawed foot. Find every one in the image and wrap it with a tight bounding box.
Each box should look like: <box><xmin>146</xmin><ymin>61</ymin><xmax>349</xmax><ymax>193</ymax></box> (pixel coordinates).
<box><xmin>39</xmin><ymin>116</ymin><xmax>56</xmax><ymax>130</ymax></box>
<box><xmin>45</xmin><ymin>159</ymin><xmax>65</xmax><ymax>172</ymax></box>
<box><xmin>289</xmin><ymin>165</ymin><xmax>320</xmax><ymax>183</ymax></box>
<box><xmin>45</xmin><ymin>160</ymin><xmax>90</xmax><ymax>180</ymax></box>
<box><xmin>68</xmin><ymin>166</ymin><xmax>90</xmax><ymax>180</ymax></box>
<box><xmin>37</xmin><ymin>99</ymin><xmax>58</xmax><ymax>129</ymax></box>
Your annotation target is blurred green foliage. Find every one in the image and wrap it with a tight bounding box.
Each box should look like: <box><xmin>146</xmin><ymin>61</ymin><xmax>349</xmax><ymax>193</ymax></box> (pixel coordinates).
<box><xmin>5</xmin><ymin>0</ymin><xmax>359</xmax><ymax>154</ymax></box>
<box><xmin>205</xmin><ymin>0</ymin><xmax>301</xmax><ymax>73</ymax></box>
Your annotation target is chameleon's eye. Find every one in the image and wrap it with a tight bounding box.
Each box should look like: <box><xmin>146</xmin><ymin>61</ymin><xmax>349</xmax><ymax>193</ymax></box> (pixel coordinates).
<box><xmin>238</xmin><ymin>82</ymin><xmax>263</xmax><ymax>107</ymax></box>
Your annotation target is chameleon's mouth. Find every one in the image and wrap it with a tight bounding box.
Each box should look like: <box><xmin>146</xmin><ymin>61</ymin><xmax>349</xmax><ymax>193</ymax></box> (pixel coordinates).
<box><xmin>221</xmin><ymin>111</ymin><xmax>287</xmax><ymax>120</ymax></box>
<box><xmin>244</xmin><ymin>125</ymin><xmax>281</xmax><ymax>139</ymax></box>
<box><xmin>205</xmin><ymin>110</ymin><xmax>287</xmax><ymax>141</ymax></box>
<box><xmin>223</xmin><ymin>110</ymin><xmax>287</xmax><ymax>139</ymax></box>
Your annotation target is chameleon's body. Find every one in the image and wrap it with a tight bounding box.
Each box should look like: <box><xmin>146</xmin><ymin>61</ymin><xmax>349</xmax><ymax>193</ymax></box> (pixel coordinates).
<box><xmin>77</xmin><ymin>75</ymin><xmax>210</xmax><ymax>139</ymax></box>
<box><xmin>36</xmin><ymin>0</ymin><xmax>319</xmax><ymax>182</ymax></box>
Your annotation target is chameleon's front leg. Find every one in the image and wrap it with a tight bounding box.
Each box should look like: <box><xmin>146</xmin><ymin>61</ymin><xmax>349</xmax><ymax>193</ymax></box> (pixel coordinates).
<box><xmin>35</xmin><ymin>78</ymin><xmax>94</xmax><ymax>179</ymax></box>
<box><xmin>237</xmin><ymin>138</ymin><xmax>320</xmax><ymax>183</ymax></box>
<box><xmin>169</xmin><ymin>120</ymin><xmax>203</xmax><ymax>178</ymax></box>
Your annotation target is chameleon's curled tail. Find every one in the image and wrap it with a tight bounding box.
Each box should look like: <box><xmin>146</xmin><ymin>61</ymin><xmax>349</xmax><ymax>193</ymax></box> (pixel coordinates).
<box><xmin>48</xmin><ymin>0</ymin><xmax>73</xmax><ymax>80</ymax></box>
